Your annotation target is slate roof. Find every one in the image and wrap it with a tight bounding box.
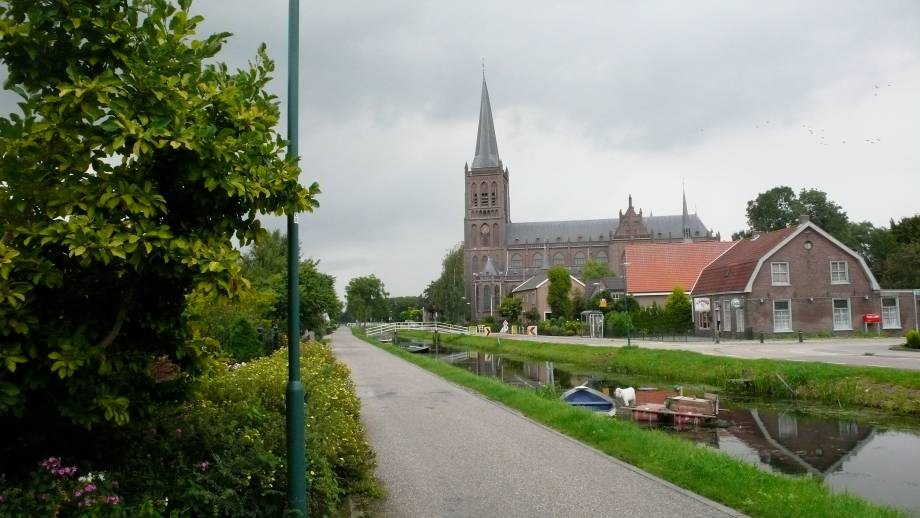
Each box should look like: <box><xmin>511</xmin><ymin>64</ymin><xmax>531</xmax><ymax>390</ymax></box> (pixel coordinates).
<box><xmin>624</xmin><ymin>241</ymin><xmax>735</xmax><ymax>294</ymax></box>
<box><xmin>511</xmin><ymin>272</ymin><xmax>547</xmax><ymax>293</ymax></box>
<box><xmin>480</xmin><ymin>255</ymin><xmax>499</xmax><ymax>276</ymax></box>
<box><xmin>584</xmin><ymin>276</ymin><xmax>625</xmax><ymax>298</ymax></box>
<box><xmin>505</xmin><ymin>214</ymin><xmax>710</xmax><ymax>245</ymax></box>
<box><xmin>471</xmin><ymin>79</ymin><xmax>500</xmax><ymax>169</ymax></box>
<box><xmin>693</xmin><ymin>226</ymin><xmax>799</xmax><ymax>295</ymax></box>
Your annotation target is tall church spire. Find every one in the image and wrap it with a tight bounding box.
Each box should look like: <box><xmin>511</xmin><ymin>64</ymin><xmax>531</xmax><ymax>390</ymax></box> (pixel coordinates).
<box><xmin>471</xmin><ymin>77</ymin><xmax>500</xmax><ymax>169</ymax></box>
<box><xmin>682</xmin><ymin>183</ymin><xmax>691</xmax><ymax>241</ymax></box>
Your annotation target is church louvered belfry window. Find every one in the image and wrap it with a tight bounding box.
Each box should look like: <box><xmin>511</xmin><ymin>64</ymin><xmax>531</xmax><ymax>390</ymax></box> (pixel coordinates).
<box><xmin>491</xmin><ymin>182</ymin><xmax>497</xmax><ymax>206</ymax></box>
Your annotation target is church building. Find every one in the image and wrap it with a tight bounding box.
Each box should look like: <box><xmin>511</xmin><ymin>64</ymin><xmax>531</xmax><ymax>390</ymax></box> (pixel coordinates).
<box><xmin>463</xmin><ymin>77</ymin><xmax>721</xmax><ymax>320</ymax></box>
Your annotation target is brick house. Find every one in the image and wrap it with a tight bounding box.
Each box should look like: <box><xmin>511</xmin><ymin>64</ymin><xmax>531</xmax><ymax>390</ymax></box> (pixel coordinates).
<box><xmin>622</xmin><ymin>241</ymin><xmax>734</xmax><ymax>307</ymax></box>
<box><xmin>511</xmin><ymin>272</ymin><xmax>586</xmax><ymax>321</ymax></box>
<box><xmin>693</xmin><ymin>215</ymin><xmax>918</xmax><ymax>337</ymax></box>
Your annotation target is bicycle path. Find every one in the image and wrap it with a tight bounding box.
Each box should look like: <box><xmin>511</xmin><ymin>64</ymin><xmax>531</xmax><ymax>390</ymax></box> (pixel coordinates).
<box><xmin>331</xmin><ymin>328</ymin><xmax>742</xmax><ymax>517</ymax></box>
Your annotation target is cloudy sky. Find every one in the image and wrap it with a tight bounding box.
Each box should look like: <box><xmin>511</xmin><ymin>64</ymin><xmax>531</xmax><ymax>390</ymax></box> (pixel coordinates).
<box><xmin>3</xmin><ymin>1</ymin><xmax>919</xmax><ymax>297</ymax></box>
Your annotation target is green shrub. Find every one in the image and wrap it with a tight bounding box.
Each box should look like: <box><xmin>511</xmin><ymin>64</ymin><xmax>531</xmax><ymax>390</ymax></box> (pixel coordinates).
<box><xmin>226</xmin><ymin>318</ymin><xmax>265</xmax><ymax>362</ymax></box>
<box><xmin>907</xmin><ymin>330</ymin><xmax>920</xmax><ymax>349</ymax></box>
<box><xmin>605</xmin><ymin>311</ymin><xmax>634</xmax><ymax>337</ymax></box>
<box><xmin>0</xmin><ymin>343</ymin><xmax>379</xmax><ymax>517</ymax></box>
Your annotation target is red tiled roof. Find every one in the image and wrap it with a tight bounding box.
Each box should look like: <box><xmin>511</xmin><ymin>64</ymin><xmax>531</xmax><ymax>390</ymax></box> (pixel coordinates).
<box><xmin>693</xmin><ymin>226</ymin><xmax>799</xmax><ymax>295</ymax></box>
<box><xmin>624</xmin><ymin>241</ymin><xmax>735</xmax><ymax>295</ymax></box>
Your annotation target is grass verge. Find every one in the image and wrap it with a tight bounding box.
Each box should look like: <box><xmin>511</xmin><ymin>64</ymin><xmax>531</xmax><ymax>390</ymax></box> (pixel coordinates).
<box><xmin>400</xmin><ymin>330</ymin><xmax>920</xmax><ymax>416</ymax></box>
<box><xmin>353</xmin><ymin>328</ymin><xmax>903</xmax><ymax>518</ymax></box>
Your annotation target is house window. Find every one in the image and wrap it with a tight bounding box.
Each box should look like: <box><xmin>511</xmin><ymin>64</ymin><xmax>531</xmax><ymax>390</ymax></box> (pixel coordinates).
<box><xmin>510</xmin><ymin>254</ymin><xmax>522</xmax><ymax>269</ymax></box>
<box><xmin>773</xmin><ymin>300</ymin><xmax>792</xmax><ymax>332</ymax></box>
<box><xmin>596</xmin><ymin>251</ymin><xmax>608</xmax><ymax>264</ymax></box>
<box><xmin>532</xmin><ymin>252</ymin><xmax>543</xmax><ymax>268</ymax></box>
<box><xmin>552</xmin><ymin>252</ymin><xmax>565</xmax><ymax>266</ymax></box>
<box><xmin>771</xmin><ymin>262</ymin><xmax>790</xmax><ymax>285</ymax></box>
<box><xmin>830</xmin><ymin>261</ymin><xmax>849</xmax><ymax>284</ymax></box>
<box><xmin>698</xmin><ymin>311</ymin><xmax>711</xmax><ymax>330</ymax></box>
<box><xmin>881</xmin><ymin>296</ymin><xmax>901</xmax><ymax>329</ymax></box>
<box><xmin>574</xmin><ymin>252</ymin><xmax>586</xmax><ymax>266</ymax></box>
<box><xmin>832</xmin><ymin>299</ymin><xmax>851</xmax><ymax>330</ymax></box>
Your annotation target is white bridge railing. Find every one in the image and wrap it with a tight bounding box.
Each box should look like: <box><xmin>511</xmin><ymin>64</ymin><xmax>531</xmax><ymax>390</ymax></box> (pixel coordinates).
<box><xmin>364</xmin><ymin>321</ymin><xmax>471</xmax><ymax>337</ymax></box>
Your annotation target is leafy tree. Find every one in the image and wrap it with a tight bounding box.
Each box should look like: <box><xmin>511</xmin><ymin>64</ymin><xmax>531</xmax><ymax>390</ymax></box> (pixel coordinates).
<box><xmin>345</xmin><ymin>275</ymin><xmax>389</xmax><ymax>323</ymax></box>
<box><xmin>581</xmin><ymin>259</ymin><xmax>614</xmax><ymax>281</ymax></box>
<box><xmin>664</xmin><ymin>287</ymin><xmax>693</xmax><ymax>333</ymax></box>
<box><xmin>745</xmin><ymin>186</ymin><xmax>799</xmax><ymax>231</ymax></box>
<box><xmin>0</xmin><ymin>1</ymin><xmax>318</xmax><ymax>427</ymax></box>
<box><xmin>546</xmin><ymin>266</ymin><xmax>573</xmax><ymax>320</ymax></box>
<box><xmin>420</xmin><ymin>244</ymin><xmax>465</xmax><ymax>323</ymax></box>
<box><xmin>226</xmin><ymin>318</ymin><xmax>263</xmax><ymax>363</ymax></box>
<box><xmin>298</xmin><ymin>259</ymin><xmax>341</xmax><ymax>338</ymax></box>
<box><xmin>398</xmin><ymin>307</ymin><xmax>423</xmax><ymax>322</ymax></box>
<box><xmin>387</xmin><ymin>296</ymin><xmax>420</xmax><ymax>322</ymax></box>
<box><xmin>499</xmin><ymin>296</ymin><xmax>523</xmax><ymax>322</ymax></box>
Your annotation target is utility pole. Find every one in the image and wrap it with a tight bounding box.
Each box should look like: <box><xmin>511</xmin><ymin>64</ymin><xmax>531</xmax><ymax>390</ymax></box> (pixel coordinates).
<box><xmin>286</xmin><ymin>0</ymin><xmax>307</xmax><ymax>514</ymax></box>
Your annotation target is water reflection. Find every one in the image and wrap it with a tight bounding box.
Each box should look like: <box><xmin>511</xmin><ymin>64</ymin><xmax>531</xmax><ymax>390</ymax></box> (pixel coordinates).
<box><xmin>413</xmin><ymin>343</ymin><xmax>920</xmax><ymax>514</ymax></box>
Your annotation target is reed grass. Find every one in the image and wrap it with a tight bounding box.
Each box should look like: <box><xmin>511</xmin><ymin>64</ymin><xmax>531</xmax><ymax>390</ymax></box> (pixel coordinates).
<box><xmin>354</xmin><ymin>328</ymin><xmax>903</xmax><ymax>518</ymax></box>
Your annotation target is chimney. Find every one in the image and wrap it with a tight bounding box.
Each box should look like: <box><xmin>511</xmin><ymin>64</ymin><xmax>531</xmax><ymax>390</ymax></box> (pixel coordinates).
<box><xmin>798</xmin><ymin>213</ymin><xmax>811</xmax><ymax>225</ymax></box>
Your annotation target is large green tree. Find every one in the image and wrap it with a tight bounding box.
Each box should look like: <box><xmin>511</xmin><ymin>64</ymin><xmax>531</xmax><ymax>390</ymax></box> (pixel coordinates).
<box><xmin>499</xmin><ymin>295</ymin><xmax>523</xmax><ymax>322</ymax></box>
<box><xmin>663</xmin><ymin>287</ymin><xmax>693</xmax><ymax>333</ymax></box>
<box><xmin>581</xmin><ymin>259</ymin><xmax>614</xmax><ymax>282</ymax></box>
<box><xmin>345</xmin><ymin>275</ymin><xmax>389</xmax><ymax>323</ymax></box>
<box><xmin>420</xmin><ymin>244</ymin><xmax>466</xmax><ymax>323</ymax></box>
<box><xmin>0</xmin><ymin>0</ymin><xmax>318</xmax><ymax>427</ymax></box>
<box><xmin>546</xmin><ymin>265</ymin><xmax>573</xmax><ymax>319</ymax></box>
<box><xmin>744</xmin><ymin>186</ymin><xmax>850</xmax><ymax>240</ymax></box>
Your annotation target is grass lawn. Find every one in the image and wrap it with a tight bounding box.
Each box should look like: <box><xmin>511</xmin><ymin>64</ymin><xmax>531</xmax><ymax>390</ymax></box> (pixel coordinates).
<box><xmin>399</xmin><ymin>330</ymin><xmax>920</xmax><ymax>415</ymax></box>
<box><xmin>353</xmin><ymin>328</ymin><xmax>903</xmax><ymax>518</ymax></box>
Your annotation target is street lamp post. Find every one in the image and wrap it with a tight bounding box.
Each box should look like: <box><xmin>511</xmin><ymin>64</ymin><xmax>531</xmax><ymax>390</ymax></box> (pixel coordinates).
<box><xmin>622</xmin><ymin>262</ymin><xmax>631</xmax><ymax>346</ymax></box>
<box><xmin>286</xmin><ymin>0</ymin><xmax>307</xmax><ymax>515</ymax></box>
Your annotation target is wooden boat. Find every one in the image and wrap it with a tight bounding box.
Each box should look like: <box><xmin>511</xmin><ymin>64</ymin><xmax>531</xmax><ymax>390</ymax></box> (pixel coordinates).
<box><xmin>404</xmin><ymin>344</ymin><xmax>430</xmax><ymax>353</ymax></box>
<box><xmin>560</xmin><ymin>385</ymin><xmax>616</xmax><ymax>412</ymax></box>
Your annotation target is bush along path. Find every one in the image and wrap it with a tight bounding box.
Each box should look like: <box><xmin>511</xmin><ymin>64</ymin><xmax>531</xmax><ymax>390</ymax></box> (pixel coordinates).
<box><xmin>402</xmin><ymin>331</ymin><xmax>920</xmax><ymax>416</ymax></box>
<box><xmin>354</xmin><ymin>328</ymin><xmax>904</xmax><ymax>518</ymax></box>
<box><xmin>0</xmin><ymin>343</ymin><xmax>380</xmax><ymax>517</ymax></box>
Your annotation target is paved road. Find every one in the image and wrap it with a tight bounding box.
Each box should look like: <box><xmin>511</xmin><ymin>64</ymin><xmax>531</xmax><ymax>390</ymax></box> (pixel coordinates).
<box><xmin>495</xmin><ymin>333</ymin><xmax>920</xmax><ymax>370</ymax></box>
<box><xmin>331</xmin><ymin>328</ymin><xmax>741</xmax><ymax>518</ymax></box>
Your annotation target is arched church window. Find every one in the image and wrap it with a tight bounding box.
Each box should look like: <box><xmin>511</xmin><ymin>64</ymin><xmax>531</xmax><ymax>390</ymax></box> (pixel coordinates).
<box><xmin>482</xmin><ymin>285</ymin><xmax>492</xmax><ymax>311</ymax></box>
<box><xmin>480</xmin><ymin>223</ymin><xmax>491</xmax><ymax>247</ymax></box>
<box><xmin>510</xmin><ymin>254</ymin><xmax>522</xmax><ymax>270</ymax></box>
<box><xmin>480</xmin><ymin>182</ymin><xmax>488</xmax><ymax>205</ymax></box>
<box><xmin>574</xmin><ymin>252</ymin><xmax>586</xmax><ymax>266</ymax></box>
<box><xmin>494</xmin><ymin>285</ymin><xmax>500</xmax><ymax>304</ymax></box>
<box><xmin>491</xmin><ymin>182</ymin><xmax>497</xmax><ymax>206</ymax></box>
<box><xmin>532</xmin><ymin>252</ymin><xmax>543</xmax><ymax>267</ymax></box>
<box><xmin>493</xmin><ymin>223</ymin><xmax>499</xmax><ymax>245</ymax></box>
<box><xmin>596</xmin><ymin>251</ymin><xmax>608</xmax><ymax>264</ymax></box>
<box><xmin>472</xmin><ymin>255</ymin><xmax>480</xmax><ymax>274</ymax></box>
<box><xmin>553</xmin><ymin>252</ymin><xmax>565</xmax><ymax>266</ymax></box>
<box><xmin>472</xmin><ymin>184</ymin><xmax>478</xmax><ymax>207</ymax></box>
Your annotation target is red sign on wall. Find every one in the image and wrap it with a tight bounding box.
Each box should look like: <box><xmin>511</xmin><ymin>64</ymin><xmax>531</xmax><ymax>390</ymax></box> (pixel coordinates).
<box><xmin>863</xmin><ymin>313</ymin><xmax>881</xmax><ymax>323</ymax></box>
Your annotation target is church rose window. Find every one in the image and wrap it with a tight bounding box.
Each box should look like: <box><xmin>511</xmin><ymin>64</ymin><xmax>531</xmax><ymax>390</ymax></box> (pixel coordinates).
<box><xmin>480</xmin><ymin>224</ymin><xmax>491</xmax><ymax>247</ymax></box>
<box><xmin>553</xmin><ymin>252</ymin><xmax>565</xmax><ymax>266</ymax></box>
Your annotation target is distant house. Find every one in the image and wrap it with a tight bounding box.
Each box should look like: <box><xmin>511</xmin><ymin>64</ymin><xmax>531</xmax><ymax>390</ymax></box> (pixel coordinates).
<box><xmin>693</xmin><ymin>215</ymin><xmax>918</xmax><ymax>336</ymax></box>
<box><xmin>512</xmin><ymin>272</ymin><xmax>585</xmax><ymax>321</ymax></box>
<box><xmin>621</xmin><ymin>241</ymin><xmax>735</xmax><ymax>307</ymax></box>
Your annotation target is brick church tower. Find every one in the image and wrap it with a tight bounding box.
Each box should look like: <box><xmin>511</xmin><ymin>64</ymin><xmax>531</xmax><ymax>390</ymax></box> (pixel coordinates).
<box><xmin>464</xmin><ymin>76</ymin><xmax>510</xmax><ymax>317</ymax></box>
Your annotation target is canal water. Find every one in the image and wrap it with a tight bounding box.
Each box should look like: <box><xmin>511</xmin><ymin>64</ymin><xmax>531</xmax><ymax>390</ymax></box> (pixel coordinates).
<box><xmin>403</xmin><ymin>341</ymin><xmax>920</xmax><ymax>515</ymax></box>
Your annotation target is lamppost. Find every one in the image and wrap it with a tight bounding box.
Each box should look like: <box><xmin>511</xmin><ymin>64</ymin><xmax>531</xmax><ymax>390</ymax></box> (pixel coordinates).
<box><xmin>622</xmin><ymin>262</ymin><xmax>631</xmax><ymax>346</ymax></box>
<box><xmin>285</xmin><ymin>1</ymin><xmax>307</xmax><ymax>515</ymax></box>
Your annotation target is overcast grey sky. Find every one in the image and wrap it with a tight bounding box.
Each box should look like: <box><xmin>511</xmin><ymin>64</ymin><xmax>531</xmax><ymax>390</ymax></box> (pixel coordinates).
<box><xmin>3</xmin><ymin>1</ymin><xmax>919</xmax><ymax>297</ymax></box>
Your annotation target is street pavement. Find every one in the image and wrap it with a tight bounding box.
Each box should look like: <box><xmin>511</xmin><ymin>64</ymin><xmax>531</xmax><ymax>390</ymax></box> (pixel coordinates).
<box><xmin>331</xmin><ymin>328</ymin><xmax>742</xmax><ymax>518</ymax></box>
<box><xmin>495</xmin><ymin>333</ymin><xmax>920</xmax><ymax>370</ymax></box>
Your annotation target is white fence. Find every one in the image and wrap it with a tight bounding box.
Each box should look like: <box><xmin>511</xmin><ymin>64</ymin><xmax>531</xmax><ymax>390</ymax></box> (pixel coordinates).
<box><xmin>364</xmin><ymin>321</ymin><xmax>471</xmax><ymax>337</ymax></box>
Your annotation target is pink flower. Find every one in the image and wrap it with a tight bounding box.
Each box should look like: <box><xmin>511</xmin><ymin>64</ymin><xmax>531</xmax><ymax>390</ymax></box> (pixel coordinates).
<box><xmin>40</xmin><ymin>457</ymin><xmax>62</xmax><ymax>471</ymax></box>
<box><xmin>84</xmin><ymin>483</ymin><xmax>96</xmax><ymax>493</ymax></box>
<box><xmin>74</xmin><ymin>490</ymin><xmax>84</xmax><ymax>498</ymax></box>
<box><xmin>195</xmin><ymin>461</ymin><xmax>210</xmax><ymax>471</ymax></box>
<box><xmin>106</xmin><ymin>495</ymin><xmax>121</xmax><ymax>505</ymax></box>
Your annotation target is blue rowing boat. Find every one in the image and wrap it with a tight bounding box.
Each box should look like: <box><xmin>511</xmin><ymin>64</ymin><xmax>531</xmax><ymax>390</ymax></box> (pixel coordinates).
<box><xmin>560</xmin><ymin>385</ymin><xmax>616</xmax><ymax>412</ymax></box>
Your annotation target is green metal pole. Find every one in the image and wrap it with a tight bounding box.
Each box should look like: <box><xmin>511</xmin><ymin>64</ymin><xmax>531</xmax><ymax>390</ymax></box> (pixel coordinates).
<box><xmin>286</xmin><ymin>0</ymin><xmax>307</xmax><ymax>514</ymax></box>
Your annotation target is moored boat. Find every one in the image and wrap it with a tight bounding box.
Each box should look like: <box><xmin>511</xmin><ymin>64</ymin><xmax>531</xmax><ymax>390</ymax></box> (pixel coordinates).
<box><xmin>560</xmin><ymin>385</ymin><xmax>616</xmax><ymax>412</ymax></box>
<box><xmin>405</xmin><ymin>344</ymin><xmax>430</xmax><ymax>353</ymax></box>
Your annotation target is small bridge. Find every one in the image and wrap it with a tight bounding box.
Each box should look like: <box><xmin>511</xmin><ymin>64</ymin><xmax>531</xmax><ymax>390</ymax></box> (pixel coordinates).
<box><xmin>365</xmin><ymin>321</ymin><xmax>471</xmax><ymax>337</ymax></box>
